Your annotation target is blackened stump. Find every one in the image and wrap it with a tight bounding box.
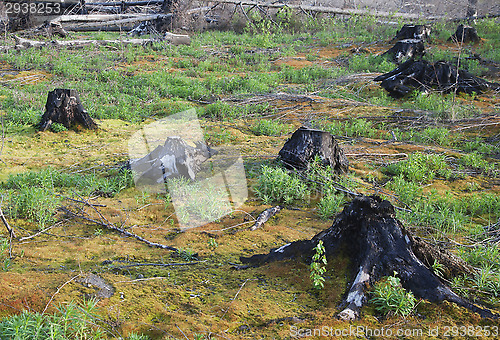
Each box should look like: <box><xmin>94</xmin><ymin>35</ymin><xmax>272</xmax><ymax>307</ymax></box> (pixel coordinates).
<box><xmin>392</xmin><ymin>24</ymin><xmax>431</xmax><ymax>41</ymax></box>
<box><xmin>374</xmin><ymin>60</ymin><xmax>496</xmax><ymax>97</ymax></box>
<box><xmin>449</xmin><ymin>24</ymin><xmax>480</xmax><ymax>43</ymax></box>
<box><xmin>241</xmin><ymin>196</ymin><xmax>498</xmax><ymax>320</ymax></box>
<box><xmin>278</xmin><ymin>127</ymin><xmax>348</xmax><ymax>173</ymax></box>
<box><xmin>39</xmin><ymin>89</ymin><xmax>97</xmax><ymax>131</ymax></box>
<box><xmin>382</xmin><ymin>39</ymin><xmax>425</xmax><ymax>63</ymax></box>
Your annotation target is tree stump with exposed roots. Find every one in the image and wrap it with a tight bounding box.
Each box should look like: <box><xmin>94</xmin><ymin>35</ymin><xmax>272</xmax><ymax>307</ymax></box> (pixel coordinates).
<box><xmin>240</xmin><ymin>195</ymin><xmax>499</xmax><ymax>320</ymax></box>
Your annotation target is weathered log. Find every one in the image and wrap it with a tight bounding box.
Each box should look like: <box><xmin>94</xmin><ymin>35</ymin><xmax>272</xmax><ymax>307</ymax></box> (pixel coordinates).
<box><xmin>251</xmin><ymin>206</ymin><xmax>282</xmax><ymax>231</ymax></box>
<box><xmin>241</xmin><ymin>195</ymin><xmax>499</xmax><ymax>320</ymax></box>
<box><xmin>39</xmin><ymin>89</ymin><xmax>97</xmax><ymax>131</ymax></box>
<box><xmin>449</xmin><ymin>24</ymin><xmax>480</xmax><ymax>43</ymax></box>
<box><xmin>210</xmin><ymin>0</ymin><xmax>444</xmax><ymax>20</ymax></box>
<box><xmin>382</xmin><ymin>39</ymin><xmax>425</xmax><ymax>63</ymax></box>
<box><xmin>59</xmin><ymin>14</ymin><xmax>173</xmax><ymax>31</ymax></box>
<box><xmin>129</xmin><ymin>136</ymin><xmax>215</xmax><ymax>186</ymax></box>
<box><xmin>374</xmin><ymin>59</ymin><xmax>496</xmax><ymax>97</ymax></box>
<box><xmin>12</xmin><ymin>34</ymin><xmax>189</xmax><ymax>51</ymax></box>
<box><xmin>278</xmin><ymin>127</ymin><xmax>349</xmax><ymax>173</ymax></box>
<box><xmin>392</xmin><ymin>24</ymin><xmax>431</xmax><ymax>41</ymax></box>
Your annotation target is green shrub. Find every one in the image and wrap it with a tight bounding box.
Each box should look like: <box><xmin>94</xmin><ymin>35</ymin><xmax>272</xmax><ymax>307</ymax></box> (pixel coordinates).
<box><xmin>370</xmin><ymin>273</ymin><xmax>416</xmax><ymax>317</ymax></box>
<box><xmin>251</xmin><ymin>120</ymin><xmax>292</xmax><ymax>136</ymax></box>
<box><xmin>459</xmin><ymin>152</ymin><xmax>495</xmax><ymax>172</ymax></box>
<box><xmin>254</xmin><ymin>165</ymin><xmax>309</xmax><ymax>205</ymax></box>
<box><xmin>387</xmin><ymin>175</ymin><xmax>422</xmax><ymax>205</ymax></box>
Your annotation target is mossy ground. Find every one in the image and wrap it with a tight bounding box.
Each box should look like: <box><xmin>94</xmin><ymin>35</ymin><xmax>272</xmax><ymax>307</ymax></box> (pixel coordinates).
<box><xmin>1</xmin><ymin>18</ymin><xmax>500</xmax><ymax>339</ymax></box>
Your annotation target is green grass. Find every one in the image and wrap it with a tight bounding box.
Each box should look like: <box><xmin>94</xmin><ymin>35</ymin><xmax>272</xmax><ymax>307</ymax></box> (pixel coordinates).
<box><xmin>251</xmin><ymin>120</ymin><xmax>292</xmax><ymax>136</ymax></box>
<box><xmin>254</xmin><ymin>165</ymin><xmax>309</xmax><ymax>205</ymax></box>
<box><xmin>370</xmin><ymin>274</ymin><xmax>416</xmax><ymax>317</ymax></box>
<box><xmin>385</xmin><ymin>152</ymin><xmax>452</xmax><ymax>183</ymax></box>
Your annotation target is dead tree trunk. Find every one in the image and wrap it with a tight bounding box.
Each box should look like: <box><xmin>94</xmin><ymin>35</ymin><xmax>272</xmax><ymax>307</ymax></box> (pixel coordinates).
<box><xmin>241</xmin><ymin>195</ymin><xmax>498</xmax><ymax>320</ymax></box>
<box><xmin>39</xmin><ymin>89</ymin><xmax>97</xmax><ymax>131</ymax></box>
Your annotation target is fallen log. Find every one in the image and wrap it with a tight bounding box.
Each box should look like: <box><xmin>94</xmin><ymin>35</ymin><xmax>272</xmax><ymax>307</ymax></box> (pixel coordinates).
<box><xmin>12</xmin><ymin>34</ymin><xmax>189</xmax><ymax>50</ymax></box>
<box><xmin>39</xmin><ymin>89</ymin><xmax>97</xmax><ymax>131</ymax></box>
<box><xmin>57</xmin><ymin>14</ymin><xmax>173</xmax><ymax>31</ymax></box>
<box><xmin>240</xmin><ymin>195</ymin><xmax>498</xmax><ymax>320</ymax></box>
<box><xmin>212</xmin><ymin>0</ymin><xmax>445</xmax><ymax>20</ymax></box>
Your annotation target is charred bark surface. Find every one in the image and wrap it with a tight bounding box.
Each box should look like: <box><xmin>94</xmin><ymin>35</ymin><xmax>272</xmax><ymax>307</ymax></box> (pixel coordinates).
<box><xmin>241</xmin><ymin>195</ymin><xmax>499</xmax><ymax>320</ymax></box>
<box><xmin>449</xmin><ymin>24</ymin><xmax>480</xmax><ymax>43</ymax></box>
<box><xmin>392</xmin><ymin>24</ymin><xmax>431</xmax><ymax>41</ymax></box>
<box><xmin>382</xmin><ymin>39</ymin><xmax>425</xmax><ymax>63</ymax></box>
<box><xmin>374</xmin><ymin>59</ymin><xmax>497</xmax><ymax>97</ymax></box>
<box><xmin>39</xmin><ymin>89</ymin><xmax>97</xmax><ymax>131</ymax></box>
<box><xmin>278</xmin><ymin>127</ymin><xmax>349</xmax><ymax>173</ymax></box>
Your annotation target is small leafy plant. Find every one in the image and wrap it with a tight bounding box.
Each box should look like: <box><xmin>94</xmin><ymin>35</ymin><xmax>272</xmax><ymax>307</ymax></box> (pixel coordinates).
<box><xmin>310</xmin><ymin>240</ymin><xmax>327</xmax><ymax>289</ymax></box>
<box><xmin>370</xmin><ymin>273</ymin><xmax>416</xmax><ymax>317</ymax></box>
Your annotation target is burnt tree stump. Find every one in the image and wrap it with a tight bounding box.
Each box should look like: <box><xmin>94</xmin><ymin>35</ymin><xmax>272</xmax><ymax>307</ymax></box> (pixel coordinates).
<box><xmin>374</xmin><ymin>59</ymin><xmax>496</xmax><ymax>97</ymax></box>
<box><xmin>39</xmin><ymin>89</ymin><xmax>97</xmax><ymax>131</ymax></box>
<box><xmin>278</xmin><ymin>127</ymin><xmax>348</xmax><ymax>173</ymax></box>
<box><xmin>392</xmin><ymin>24</ymin><xmax>431</xmax><ymax>41</ymax></box>
<box><xmin>382</xmin><ymin>39</ymin><xmax>425</xmax><ymax>63</ymax></box>
<box><xmin>129</xmin><ymin>136</ymin><xmax>215</xmax><ymax>186</ymax></box>
<box><xmin>241</xmin><ymin>195</ymin><xmax>498</xmax><ymax>320</ymax></box>
<box><xmin>449</xmin><ymin>24</ymin><xmax>480</xmax><ymax>43</ymax></box>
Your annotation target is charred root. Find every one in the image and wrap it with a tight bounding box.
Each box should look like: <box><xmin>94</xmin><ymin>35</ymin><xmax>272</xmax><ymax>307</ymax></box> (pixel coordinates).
<box><xmin>382</xmin><ymin>39</ymin><xmax>425</xmax><ymax>63</ymax></box>
<box><xmin>241</xmin><ymin>196</ymin><xmax>499</xmax><ymax>320</ymax></box>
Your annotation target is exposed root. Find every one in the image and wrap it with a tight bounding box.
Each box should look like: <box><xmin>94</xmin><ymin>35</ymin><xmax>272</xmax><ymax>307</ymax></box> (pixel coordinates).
<box><xmin>241</xmin><ymin>195</ymin><xmax>499</xmax><ymax>320</ymax></box>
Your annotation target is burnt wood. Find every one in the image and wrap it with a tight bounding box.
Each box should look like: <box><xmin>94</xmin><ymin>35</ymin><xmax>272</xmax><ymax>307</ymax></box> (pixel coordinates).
<box><xmin>278</xmin><ymin>127</ymin><xmax>349</xmax><ymax>173</ymax></box>
<box><xmin>449</xmin><ymin>24</ymin><xmax>480</xmax><ymax>43</ymax></box>
<box><xmin>374</xmin><ymin>59</ymin><xmax>495</xmax><ymax>97</ymax></box>
<box><xmin>39</xmin><ymin>89</ymin><xmax>97</xmax><ymax>131</ymax></box>
<box><xmin>241</xmin><ymin>195</ymin><xmax>498</xmax><ymax>320</ymax></box>
<box><xmin>393</xmin><ymin>24</ymin><xmax>431</xmax><ymax>41</ymax></box>
<box><xmin>382</xmin><ymin>39</ymin><xmax>425</xmax><ymax>63</ymax></box>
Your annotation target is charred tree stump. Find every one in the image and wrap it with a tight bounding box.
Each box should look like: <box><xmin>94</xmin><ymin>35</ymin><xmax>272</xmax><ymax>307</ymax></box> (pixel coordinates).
<box><xmin>374</xmin><ymin>59</ymin><xmax>496</xmax><ymax>98</ymax></box>
<box><xmin>241</xmin><ymin>196</ymin><xmax>498</xmax><ymax>320</ymax></box>
<box><xmin>39</xmin><ymin>89</ymin><xmax>97</xmax><ymax>131</ymax></box>
<box><xmin>392</xmin><ymin>24</ymin><xmax>431</xmax><ymax>41</ymax></box>
<box><xmin>449</xmin><ymin>24</ymin><xmax>480</xmax><ymax>43</ymax></box>
<box><xmin>382</xmin><ymin>39</ymin><xmax>425</xmax><ymax>63</ymax></box>
<box><xmin>278</xmin><ymin>127</ymin><xmax>349</xmax><ymax>173</ymax></box>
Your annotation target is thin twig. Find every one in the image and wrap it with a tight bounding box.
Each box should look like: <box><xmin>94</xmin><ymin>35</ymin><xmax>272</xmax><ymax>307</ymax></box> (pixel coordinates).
<box><xmin>0</xmin><ymin>198</ymin><xmax>15</xmax><ymax>238</ymax></box>
<box><xmin>42</xmin><ymin>274</ymin><xmax>81</xmax><ymax>315</ymax></box>
<box><xmin>115</xmin><ymin>262</ymin><xmax>199</xmax><ymax>269</ymax></box>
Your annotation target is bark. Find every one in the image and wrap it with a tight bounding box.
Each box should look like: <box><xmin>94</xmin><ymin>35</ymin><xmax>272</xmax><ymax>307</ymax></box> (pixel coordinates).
<box><xmin>278</xmin><ymin>127</ymin><xmax>349</xmax><ymax>173</ymax></box>
<box><xmin>392</xmin><ymin>24</ymin><xmax>431</xmax><ymax>41</ymax></box>
<box><xmin>382</xmin><ymin>39</ymin><xmax>425</xmax><ymax>63</ymax></box>
<box><xmin>212</xmin><ymin>0</ymin><xmax>444</xmax><ymax>20</ymax></box>
<box><xmin>39</xmin><ymin>89</ymin><xmax>97</xmax><ymax>131</ymax></box>
<box><xmin>12</xmin><ymin>34</ymin><xmax>189</xmax><ymax>51</ymax></box>
<box><xmin>449</xmin><ymin>24</ymin><xmax>480</xmax><ymax>43</ymax></box>
<box><xmin>240</xmin><ymin>195</ymin><xmax>498</xmax><ymax>320</ymax></box>
<box><xmin>374</xmin><ymin>59</ymin><xmax>497</xmax><ymax>97</ymax></box>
